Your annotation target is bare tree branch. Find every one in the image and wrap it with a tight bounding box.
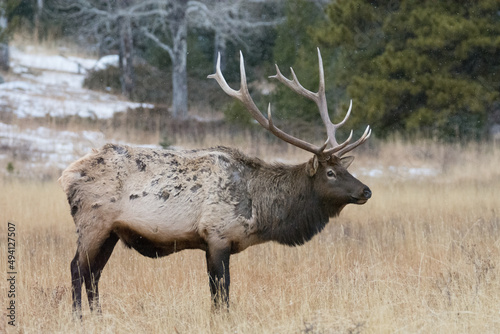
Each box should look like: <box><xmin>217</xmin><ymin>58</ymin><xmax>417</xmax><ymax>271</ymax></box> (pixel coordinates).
<box><xmin>141</xmin><ymin>27</ymin><xmax>174</xmax><ymax>59</ymax></box>
<box><xmin>54</xmin><ymin>0</ymin><xmax>284</xmax><ymax>120</ymax></box>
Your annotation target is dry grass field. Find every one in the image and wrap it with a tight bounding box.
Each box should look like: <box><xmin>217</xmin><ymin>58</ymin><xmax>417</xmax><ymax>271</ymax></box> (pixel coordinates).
<box><xmin>1</xmin><ymin>138</ymin><xmax>499</xmax><ymax>333</ymax></box>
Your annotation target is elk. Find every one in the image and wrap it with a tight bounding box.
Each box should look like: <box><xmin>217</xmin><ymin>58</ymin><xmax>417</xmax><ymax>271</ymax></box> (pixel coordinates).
<box><xmin>59</xmin><ymin>48</ymin><xmax>372</xmax><ymax>316</ymax></box>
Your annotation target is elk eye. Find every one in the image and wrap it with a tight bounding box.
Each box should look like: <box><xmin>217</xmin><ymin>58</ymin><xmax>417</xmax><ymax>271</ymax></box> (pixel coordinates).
<box><xmin>327</xmin><ymin>170</ymin><xmax>336</xmax><ymax>178</ymax></box>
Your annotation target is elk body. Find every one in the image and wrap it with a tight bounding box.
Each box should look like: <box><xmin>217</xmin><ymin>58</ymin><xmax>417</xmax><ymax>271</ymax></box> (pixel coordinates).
<box><xmin>60</xmin><ymin>49</ymin><xmax>372</xmax><ymax>315</ymax></box>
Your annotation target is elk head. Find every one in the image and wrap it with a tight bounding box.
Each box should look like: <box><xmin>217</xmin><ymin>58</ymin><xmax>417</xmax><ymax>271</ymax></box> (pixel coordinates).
<box><xmin>208</xmin><ymin>48</ymin><xmax>372</xmax><ymax>209</ymax></box>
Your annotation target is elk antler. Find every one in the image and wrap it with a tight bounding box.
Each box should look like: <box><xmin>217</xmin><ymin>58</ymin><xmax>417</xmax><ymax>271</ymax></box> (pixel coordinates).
<box><xmin>208</xmin><ymin>48</ymin><xmax>371</xmax><ymax>157</ymax></box>
<box><xmin>208</xmin><ymin>51</ymin><xmax>329</xmax><ymax>155</ymax></box>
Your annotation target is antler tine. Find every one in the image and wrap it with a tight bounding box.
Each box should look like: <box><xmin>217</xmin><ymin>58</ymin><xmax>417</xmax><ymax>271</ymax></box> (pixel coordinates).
<box><xmin>324</xmin><ymin>99</ymin><xmax>353</xmax><ymax>150</ymax></box>
<box><xmin>267</xmin><ymin>103</ymin><xmax>274</xmax><ymax>128</ymax></box>
<box><xmin>336</xmin><ymin>99</ymin><xmax>353</xmax><ymax>129</ymax></box>
<box><xmin>335</xmin><ymin>126</ymin><xmax>372</xmax><ymax>157</ymax></box>
<box><xmin>323</xmin><ymin>130</ymin><xmax>353</xmax><ymax>156</ymax></box>
<box><xmin>270</xmin><ymin>65</ymin><xmax>318</xmax><ymax>102</ymax></box>
<box><xmin>317</xmin><ymin>47</ymin><xmax>326</xmax><ymax>95</ymax></box>
<box><xmin>208</xmin><ymin>52</ymin><xmax>269</xmax><ymax>129</ymax></box>
<box><xmin>207</xmin><ymin>53</ymin><xmax>238</xmax><ymax>98</ymax></box>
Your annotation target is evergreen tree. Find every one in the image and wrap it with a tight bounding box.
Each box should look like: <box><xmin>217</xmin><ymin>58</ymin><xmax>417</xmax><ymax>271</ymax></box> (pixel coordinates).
<box><xmin>316</xmin><ymin>0</ymin><xmax>500</xmax><ymax>140</ymax></box>
<box><xmin>271</xmin><ymin>0</ymin><xmax>329</xmax><ymax>124</ymax></box>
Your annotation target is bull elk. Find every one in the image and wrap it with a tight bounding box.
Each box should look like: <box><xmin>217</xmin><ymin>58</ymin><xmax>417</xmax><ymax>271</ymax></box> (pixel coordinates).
<box><xmin>59</xmin><ymin>48</ymin><xmax>372</xmax><ymax>316</ymax></box>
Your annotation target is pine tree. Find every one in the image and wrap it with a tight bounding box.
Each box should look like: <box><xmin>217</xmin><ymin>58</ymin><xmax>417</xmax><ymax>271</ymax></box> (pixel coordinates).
<box><xmin>271</xmin><ymin>0</ymin><xmax>329</xmax><ymax>124</ymax></box>
<box><xmin>316</xmin><ymin>0</ymin><xmax>500</xmax><ymax>140</ymax></box>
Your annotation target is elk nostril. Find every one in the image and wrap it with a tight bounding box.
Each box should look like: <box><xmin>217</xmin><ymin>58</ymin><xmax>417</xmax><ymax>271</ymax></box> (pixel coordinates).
<box><xmin>363</xmin><ymin>187</ymin><xmax>372</xmax><ymax>199</ymax></box>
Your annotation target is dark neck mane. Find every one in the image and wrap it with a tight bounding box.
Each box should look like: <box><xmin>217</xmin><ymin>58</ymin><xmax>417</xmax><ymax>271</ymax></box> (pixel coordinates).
<box><xmin>250</xmin><ymin>162</ymin><xmax>344</xmax><ymax>247</ymax></box>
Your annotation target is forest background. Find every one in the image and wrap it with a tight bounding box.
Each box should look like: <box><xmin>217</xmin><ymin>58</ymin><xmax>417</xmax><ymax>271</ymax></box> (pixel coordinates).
<box><xmin>2</xmin><ymin>0</ymin><xmax>499</xmax><ymax>143</ymax></box>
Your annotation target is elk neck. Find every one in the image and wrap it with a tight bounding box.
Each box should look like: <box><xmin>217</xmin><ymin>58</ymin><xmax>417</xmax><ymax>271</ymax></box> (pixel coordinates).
<box><xmin>249</xmin><ymin>161</ymin><xmax>343</xmax><ymax>247</ymax></box>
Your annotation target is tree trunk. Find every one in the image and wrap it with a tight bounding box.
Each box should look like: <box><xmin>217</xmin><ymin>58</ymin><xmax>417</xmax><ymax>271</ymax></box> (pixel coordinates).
<box><xmin>34</xmin><ymin>0</ymin><xmax>43</xmax><ymax>41</ymax></box>
<box><xmin>0</xmin><ymin>5</ymin><xmax>8</xmax><ymax>71</ymax></box>
<box><xmin>170</xmin><ymin>1</ymin><xmax>188</xmax><ymax>119</ymax></box>
<box><xmin>118</xmin><ymin>14</ymin><xmax>135</xmax><ymax>99</ymax></box>
<box><xmin>0</xmin><ymin>41</ymin><xmax>8</xmax><ymax>71</ymax></box>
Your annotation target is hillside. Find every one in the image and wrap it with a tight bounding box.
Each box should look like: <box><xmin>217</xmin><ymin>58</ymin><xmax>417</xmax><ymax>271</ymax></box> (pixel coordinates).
<box><xmin>0</xmin><ymin>45</ymin><xmax>154</xmax><ymax>179</ymax></box>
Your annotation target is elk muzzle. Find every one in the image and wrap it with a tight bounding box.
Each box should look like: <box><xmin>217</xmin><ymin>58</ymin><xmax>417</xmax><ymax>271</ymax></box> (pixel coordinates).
<box><xmin>352</xmin><ymin>185</ymin><xmax>372</xmax><ymax>204</ymax></box>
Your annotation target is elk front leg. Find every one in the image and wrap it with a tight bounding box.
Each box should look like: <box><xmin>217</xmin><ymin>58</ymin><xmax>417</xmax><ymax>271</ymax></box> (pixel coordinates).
<box><xmin>206</xmin><ymin>246</ymin><xmax>231</xmax><ymax>309</ymax></box>
<box><xmin>84</xmin><ymin>232</ymin><xmax>119</xmax><ymax>314</ymax></box>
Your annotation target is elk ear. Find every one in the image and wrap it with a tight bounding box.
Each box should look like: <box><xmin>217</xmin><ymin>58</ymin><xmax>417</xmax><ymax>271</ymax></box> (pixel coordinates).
<box><xmin>306</xmin><ymin>155</ymin><xmax>319</xmax><ymax>177</ymax></box>
<box><xmin>340</xmin><ymin>156</ymin><xmax>355</xmax><ymax>169</ymax></box>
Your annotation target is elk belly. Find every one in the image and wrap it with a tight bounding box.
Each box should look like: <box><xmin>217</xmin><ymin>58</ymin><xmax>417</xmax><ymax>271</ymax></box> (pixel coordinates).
<box><xmin>112</xmin><ymin>217</ymin><xmax>205</xmax><ymax>257</ymax></box>
<box><xmin>112</xmin><ymin>189</ymin><xmax>205</xmax><ymax>255</ymax></box>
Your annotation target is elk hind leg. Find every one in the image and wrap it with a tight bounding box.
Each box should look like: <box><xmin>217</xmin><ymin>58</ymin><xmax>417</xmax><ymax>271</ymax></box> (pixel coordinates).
<box><xmin>70</xmin><ymin>250</ymin><xmax>85</xmax><ymax>317</ymax></box>
<box><xmin>71</xmin><ymin>231</ymin><xmax>119</xmax><ymax>315</ymax></box>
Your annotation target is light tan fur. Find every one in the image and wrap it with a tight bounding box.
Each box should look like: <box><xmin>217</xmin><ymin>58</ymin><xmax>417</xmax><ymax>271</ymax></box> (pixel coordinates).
<box><xmin>59</xmin><ymin>144</ymin><xmax>261</xmax><ymax>257</ymax></box>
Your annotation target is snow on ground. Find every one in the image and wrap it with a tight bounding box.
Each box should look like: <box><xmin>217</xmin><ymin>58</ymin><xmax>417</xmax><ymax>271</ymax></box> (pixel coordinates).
<box><xmin>93</xmin><ymin>55</ymin><xmax>120</xmax><ymax>70</ymax></box>
<box><xmin>0</xmin><ymin>121</ymin><xmax>161</xmax><ymax>179</ymax></box>
<box><xmin>2</xmin><ymin>46</ymin><xmax>153</xmax><ymax>119</ymax></box>
<box><xmin>0</xmin><ymin>122</ymin><xmax>106</xmax><ymax>171</ymax></box>
<box><xmin>9</xmin><ymin>45</ymin><xmax>98</xmax><ymax>73</ymax></box>
<box><xmin>0</xmin><ymin>79</ymin><xmax>151</xmax><ymax>119</ymax></box>
<box><xmin>0</xmin><ymin>46</ymin><xmax>157</xmax><ymax>178</ymax></box>
<box><xmin>355</xmin><ymin>165</ymin><xmax>440</xmax><ymax>180</ymax></box>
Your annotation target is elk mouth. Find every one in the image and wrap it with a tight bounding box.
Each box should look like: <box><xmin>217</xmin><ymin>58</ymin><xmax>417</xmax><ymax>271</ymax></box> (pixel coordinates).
<box><xmin>351</xmin><ymin>197</ymin><xmax>368</xmax><ymax>205</ymax></box>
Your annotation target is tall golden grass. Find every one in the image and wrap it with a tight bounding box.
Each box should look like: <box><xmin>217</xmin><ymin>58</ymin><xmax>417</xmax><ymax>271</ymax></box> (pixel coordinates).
<box><xmin>1</xmin><ymin>138</ymin><xmax>499</xmax><ymax>333</ymax></box>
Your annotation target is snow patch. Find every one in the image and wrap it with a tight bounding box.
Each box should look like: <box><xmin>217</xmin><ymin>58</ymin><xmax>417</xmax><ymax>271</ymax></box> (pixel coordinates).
<box><xmin>0</xmin><ymin>122</ymin><xmax>104</xmax><ymax>175</ymax></box>
<box><xmin>93</xmin><ymin>55</ymin><xmax>119</xmax><ymax>70</ymax></box>
<box><xmin>9</xmin><ymin>46</ymin><xmax>97</xmax><ymax>74</ymax></box>
<box><xmin>1</xmin><ymin>47</ymin><xmax>154</xmax><ymax>119</ymax></box>
<box><xmin>0</xmin><ymin>46</ymin><xmax>158</xmax><ymax>178</ymax></box>
<box><xmin>0</xmin><ymin>122</ymin><xmax>163</xmax><ymax>178</ymax></box>
<box><xmin>356</xmin><ymin>165</ymin><xmax>440</xmax><ymax>179</ymax></box>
